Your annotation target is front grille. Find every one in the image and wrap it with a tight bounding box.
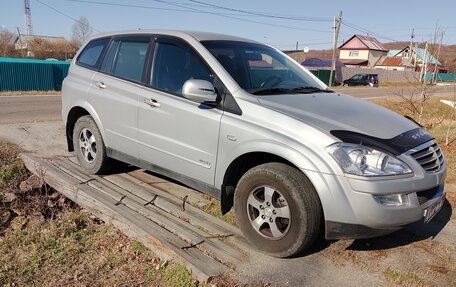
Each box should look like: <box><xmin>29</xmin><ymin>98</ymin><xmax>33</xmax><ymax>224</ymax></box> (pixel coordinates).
<box><xmin>416</xmin><ymin>186</ymin><xmax>439</xmax><ymax>205</ymax></box>
<box><xmin>409</xmin><ymin>140</ymin><xmax>444</xmax><ymax>173</ymax></box>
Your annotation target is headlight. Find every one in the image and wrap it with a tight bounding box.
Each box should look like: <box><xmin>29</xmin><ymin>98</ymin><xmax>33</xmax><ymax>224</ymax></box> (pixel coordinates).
<box><xmin>326</xmin><ymin>143</ymin><xmax>412</xmax><ymax>176</ymax></box>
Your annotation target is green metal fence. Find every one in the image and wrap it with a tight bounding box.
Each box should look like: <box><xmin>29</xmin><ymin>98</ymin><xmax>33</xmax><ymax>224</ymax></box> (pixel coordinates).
<box><xmin>433</xmin><ymin>73</ymin><xmax>456</xmax><ymax>82</ymax></box>
<box><xmin>310</xmin><ymin>69</ymin><xmax>336</xmax><ymax>85</ymax></box>
<box><xmin>0</xmin><ymin>57</ymin><xmax>70</xmax><ymax>91</ymax></box>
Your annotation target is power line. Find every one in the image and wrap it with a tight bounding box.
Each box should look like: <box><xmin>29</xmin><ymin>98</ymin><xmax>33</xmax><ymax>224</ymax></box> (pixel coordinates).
<box><xmin>187</xmin><ymin>0</ymin><xmax>333</xmax><ymax>22</ymax></box>
<box><xmin>35</xmin><ymin>0</ymin><xmax>100</xmax><ymax>32</ymax></box>
<box><xmin>64</xmin><ymin>0</ymin><xmax>206</xmax><ymax>14</ymax></box>
<box><xmin>341</xmin><ymin>21</ymin><xmax>399</xmax><ymax>42</ymax></box>
<box><xmin>63</xmin><ymin>0</ymin><xmax>332</xmax><ymax>33</ymax></box>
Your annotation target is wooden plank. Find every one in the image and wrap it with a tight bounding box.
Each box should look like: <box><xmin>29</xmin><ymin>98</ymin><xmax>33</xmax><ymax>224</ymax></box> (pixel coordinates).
<box><xmin>50</xmin><ymin>158</ymin><xmax>126</xmax><ymax>202</ymax></box>
<box><xmin>121</xmin><ymin>197</ymin><xmax>244</xmax><ymax>266</ymax></box>
<box><xmin>20</xmin><ymin>153</ymin><xmax>228</xmax><ymax>282</ymax></box>
<box><xmin>104</xmin><ymin>173</ymin><xmax>251</xmax><ymax>251</ymax></box>
<box><xmin>106</xmin><ymin>174</ymin><xmax>241</xmax><ymax>234</ymax></box>
<box><xmin>50</xmin><ymin>157</ymin><xmax>246</xmax><ymax>265</ymax></box>
<box><xmin>128</xmin><ymin>169</ymin><xmax>211</xmax><ymax>208</ymax></box>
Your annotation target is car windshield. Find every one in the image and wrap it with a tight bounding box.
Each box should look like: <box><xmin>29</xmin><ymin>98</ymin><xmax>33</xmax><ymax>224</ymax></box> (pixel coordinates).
<box><xmin>202</xmin><ymin>40</ymin><xmax>328</xmax><ymax>95</ymax></box>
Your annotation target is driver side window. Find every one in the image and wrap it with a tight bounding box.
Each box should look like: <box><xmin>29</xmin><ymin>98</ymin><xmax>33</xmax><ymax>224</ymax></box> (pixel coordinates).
<box><xmin>150</xmin><ymin>42</ymin><xmax>213</xmax><ymax>96</ymax></box>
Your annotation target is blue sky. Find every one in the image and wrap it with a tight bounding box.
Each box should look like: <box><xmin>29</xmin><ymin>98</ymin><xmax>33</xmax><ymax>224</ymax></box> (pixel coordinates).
<box><xmin>2</xmin><ymin>0</ymin><xmax>456</xmax><ymax>50</ymax></box>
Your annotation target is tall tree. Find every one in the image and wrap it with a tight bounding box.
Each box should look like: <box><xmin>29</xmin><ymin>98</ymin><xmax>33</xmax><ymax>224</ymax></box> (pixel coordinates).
<box><xmin>72</xmin><ymin>17</ymin><xmax>93</xmax><ymax>46</ymax></box>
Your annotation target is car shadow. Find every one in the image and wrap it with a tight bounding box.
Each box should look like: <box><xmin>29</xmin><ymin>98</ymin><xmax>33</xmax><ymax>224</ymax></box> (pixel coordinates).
<box><xmin>98</xmin><ymin>159</ymin><xmax>139</xmax><ymax>175</ymax></box>
<box><xmin>346</xmin><ymin>198</ymin><xmax>452</xmax><ymax>251</ymax></box>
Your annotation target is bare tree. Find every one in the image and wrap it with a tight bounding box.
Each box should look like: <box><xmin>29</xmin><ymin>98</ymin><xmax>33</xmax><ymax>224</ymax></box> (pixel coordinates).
<box><xmin>393</xmin><ymin>25</ymin><xmax>446</xmax><ymax>126</ymax></box>
<box><xmin>27</xmin><ymin>37</ymin><xmax>76</xmax><ymax>60</ymax></box>
<box><xmin>72</xmin><ymin>16</ymin><xmax>93</xmax><ymax>47</ymax></box>
<box><xmin>445</xmin><ymin>83</ymin><xmax>456</xmax><ymax>146</ymax></box>
<box><xmin>0</xmin><ymin>27</ymin><xmax>16</xmax><ymax>56</ymax></box>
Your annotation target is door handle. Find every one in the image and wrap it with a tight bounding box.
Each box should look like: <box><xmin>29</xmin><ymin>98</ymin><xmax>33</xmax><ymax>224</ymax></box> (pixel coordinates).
<box><xmin>144</xmin><ymin>98</ymin><xmax>161</xmax><ymax>108</ymax></box>
<box><xmin>95</xmin><ymin>80</ymin><xmax>106</xmax><ymax>89</ymax></box>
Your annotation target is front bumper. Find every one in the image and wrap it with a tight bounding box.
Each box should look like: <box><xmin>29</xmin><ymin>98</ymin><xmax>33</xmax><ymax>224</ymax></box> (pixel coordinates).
<box><xmin>316</xmin><ymin>160</ymin><xmax>446</xmax><ymax>240</ymax></box>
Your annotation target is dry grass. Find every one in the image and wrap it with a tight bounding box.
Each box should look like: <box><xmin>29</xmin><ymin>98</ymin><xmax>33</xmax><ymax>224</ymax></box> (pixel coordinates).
<box><xmin>0</xmin><ymin>141</ymin><xmax>199</xmax><ymax>286</ymax></box>
<box><xmin>0</xmin><ymin>90</ymin><xmax>61</xmax><ymax>96</ymax></box>
<box><xmin>201</xmin><ymin>201</ymin><xmax>238</xmax><ymax>227</ymax></box>
<box><xmin>372</xmin><ymin>96</ymin><xmax>456</xmax><ymax>186</ymax></box>
<box><xmin>379</xmin><ymin>82</ymin><xmax>421</xmax><ymax>87</ymax></box>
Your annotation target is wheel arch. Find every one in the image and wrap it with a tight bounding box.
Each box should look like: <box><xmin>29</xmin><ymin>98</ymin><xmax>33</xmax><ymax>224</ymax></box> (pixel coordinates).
<box><xmin>219</xmin><ymin>146</ymin><xmax>321</xmax><ymax>215</ymax></box>
<box><xmin>65</xmin><ymin>104</ymin><xmax>106</xmax><ymax>152</ymax></box>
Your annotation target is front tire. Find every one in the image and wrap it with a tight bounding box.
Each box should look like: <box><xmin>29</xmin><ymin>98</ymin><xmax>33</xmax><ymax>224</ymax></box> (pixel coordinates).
<box><xmin>73</xmin><ymin>115</ymin><xmax>110</xmax><ymax>174</ymax></box>
<box><xmin>234</xmin><ymin>163</ymin><xmax>322</xmax><ymax>257</ymax></box>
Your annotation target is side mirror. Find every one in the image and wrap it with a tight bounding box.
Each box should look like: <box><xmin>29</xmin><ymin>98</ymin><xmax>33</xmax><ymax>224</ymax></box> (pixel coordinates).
<box><xmin>182</xmin><ymin>79</ymin><xmax>218</xmax><ymax>103</ymax></box>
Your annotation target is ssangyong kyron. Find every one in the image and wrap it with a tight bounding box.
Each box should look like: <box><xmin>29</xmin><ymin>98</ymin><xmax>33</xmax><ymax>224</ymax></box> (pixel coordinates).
<box><xmin>62</xmin><ymin>30</ymin><xmax>446</xmax><ymax>257</ymax></box>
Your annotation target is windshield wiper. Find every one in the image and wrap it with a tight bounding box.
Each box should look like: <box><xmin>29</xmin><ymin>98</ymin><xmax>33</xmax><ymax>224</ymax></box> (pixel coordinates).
<box><xmin>251</xmin><ymin>86</ymin><xmax>333</xmax><ymax>95</ymax></box>
<box><xmin>290</xmin><ymin>86</ymin><xmax>333</xmax><ymax>93</ymax></box>
<box><xmin>251</xmin><ymin>88</ymin><xmax>296</xmax><ymax>95</ymax></box>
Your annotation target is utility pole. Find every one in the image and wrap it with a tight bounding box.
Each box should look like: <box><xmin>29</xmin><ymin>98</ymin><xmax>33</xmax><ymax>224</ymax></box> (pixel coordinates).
<box><xmin>24</xmin><ymin>0</ymin><xmax>33</xmax><ymax>35</ymax></box>
<box><xmin>328</xmin><ymin>11</ymin><xmax>342</xmax><ymax>87</ymax></box>
<box><xmin>296</xmin><ymin>41</ymin><xmax>298</xmax><ymax>50</ymax></box>
<box><xmin>409</xmin><ymin>28</ymin><xmax>415</xmax><ymax>61</ymax></box>
<box><xmin>422</xmin><ymin>41</ymin><xmax>429</xmax><ymax>83</ymax></box>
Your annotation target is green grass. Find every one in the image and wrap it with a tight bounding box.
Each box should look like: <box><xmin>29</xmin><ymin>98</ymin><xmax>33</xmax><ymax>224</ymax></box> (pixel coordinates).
<box><xmin>161</xmin><ymin>264</ymin><xmax>196</xmax><ymax>287</ymax></box>
<box><xmin>0</xmin><ymin>165</ymin><xmax>18</xmax><ymax>182</ymax></box>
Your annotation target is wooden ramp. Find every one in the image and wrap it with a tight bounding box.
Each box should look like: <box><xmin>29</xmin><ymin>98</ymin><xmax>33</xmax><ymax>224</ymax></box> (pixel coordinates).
<box><xmin>21</xmin><ymin>153</ymin><xmax>249</xmax><ymax>282</ymax></box>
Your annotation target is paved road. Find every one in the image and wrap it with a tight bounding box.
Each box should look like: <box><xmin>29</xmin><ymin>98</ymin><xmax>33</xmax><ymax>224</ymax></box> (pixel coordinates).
<box><xmin>333</xmin><ymin>84</ymin><xmax>455</xmax><ymax>99</ymax></box>
<box><xmin>0</xmin><ymin>94</ymin><xmax>62</xmax><ymax>124</ymax></box>
<box><xmin>1</xmin><ymin>85</ymin><xmax>454</xmax><ymax>124</ymax></box>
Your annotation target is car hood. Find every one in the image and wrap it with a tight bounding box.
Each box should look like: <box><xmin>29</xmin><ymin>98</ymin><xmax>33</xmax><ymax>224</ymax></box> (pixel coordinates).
<box><xmin>257</xmin><ymin>92</ymin><xmax>418</xmax><ymax>139</ymax></box>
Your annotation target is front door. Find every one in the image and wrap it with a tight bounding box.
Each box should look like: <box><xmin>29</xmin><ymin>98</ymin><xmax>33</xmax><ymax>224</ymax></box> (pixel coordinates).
<box><xmin>137</xmin><ymin>37</ymin><xmax>223</xmax><ymax>187</ymax></box>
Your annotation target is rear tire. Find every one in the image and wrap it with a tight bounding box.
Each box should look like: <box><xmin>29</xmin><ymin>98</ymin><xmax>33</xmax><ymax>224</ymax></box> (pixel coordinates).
<box><xmin>234</xmin><ymin>162</ymin><xmax>322</xmax><ymax>257</ymax></box>
<box><xmin>73</xmin><ymin>115</ymin><xmax>110</xmax><ymax>174</ymax></box>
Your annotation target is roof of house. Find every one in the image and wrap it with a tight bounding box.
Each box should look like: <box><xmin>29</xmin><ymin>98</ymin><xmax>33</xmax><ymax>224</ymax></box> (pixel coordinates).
<box><xmin>387</xmin><ymin>49</ymin><xmax>401</xmax><ymax>57</ymax></box>
<box><xmin>339</xmin><ymin>59</ymin><xmax>368</xmax><ymax>65</ymax></box>
<box><xmin>375</xmin><ymin>56</ymin><xmax>414</xmax><ymax>67</ymax></box>
<box><xmin>301</xmin><ymin>57</ymin><xmax>345</xmax><ymax>68</ymax></box>
<box><xmin>338</xmin><ymin>34</ymin><xmax>387</xmax><ymax>51</ymax></box>
<box><xmin>390</xmin><ymin>46</ymin><xmax>442</xmax><ymax>66</ymax></box>
<box><xmin>14</xmin><ymin>34</ymin><xmax>66</xmax><ymax>45</ymax></box>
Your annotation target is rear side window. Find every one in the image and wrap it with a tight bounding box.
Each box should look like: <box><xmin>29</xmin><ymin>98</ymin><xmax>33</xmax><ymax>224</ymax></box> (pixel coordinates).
<box><xmin>112</xmin><ymin>41</ymin><xmax>149</xmax><ymax>82</ymax></box>
<box><xmin>100</xmin><ymin>38</ymin><xmax>150</xmax><ymax>83</ymax></box>
<box><xmin>77</xmin><ymin>38</ymin><xmax>110</xmax><ymax>69</ymax></box>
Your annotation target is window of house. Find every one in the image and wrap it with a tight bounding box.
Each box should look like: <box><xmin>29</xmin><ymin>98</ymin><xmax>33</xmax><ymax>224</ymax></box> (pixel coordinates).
<box><xmin>150</xmin><ymin>42</ymin><xmax>213</xmax><ymax>95</ymax></box>
<box><xmin>349</xmin><ymin>50</ymin><xmax>359</xmax><ymax>57</ymax></box>
<box><xmin>77</xmin><ymin>38</ymin><xmax>110</xmax><ymax>69</ymax></box>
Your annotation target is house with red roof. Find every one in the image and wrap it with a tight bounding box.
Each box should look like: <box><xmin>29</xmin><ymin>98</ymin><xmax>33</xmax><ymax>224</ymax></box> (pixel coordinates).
<box><xmin>338</xmin><ymin>35</ymin><xmax>388</xmax><ymax>67</ymax></box>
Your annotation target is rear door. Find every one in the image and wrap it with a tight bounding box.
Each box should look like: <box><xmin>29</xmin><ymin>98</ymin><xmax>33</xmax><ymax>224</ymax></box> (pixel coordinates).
<box><xmin>137</xmin><ymin>36</ymin><xmax>223</xmax><ymax>187</ymax></box>
<box><xmin>88</xmin><ymin>35</ymin><xmax>152</xmax><ymax>159</ymax></box>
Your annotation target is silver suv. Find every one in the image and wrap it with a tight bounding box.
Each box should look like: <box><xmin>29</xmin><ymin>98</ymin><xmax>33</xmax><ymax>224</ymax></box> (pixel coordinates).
<box><xmin>62</xmin><ymin>30</ymin><xmax>446</xmax><ymax>257</ymax></box>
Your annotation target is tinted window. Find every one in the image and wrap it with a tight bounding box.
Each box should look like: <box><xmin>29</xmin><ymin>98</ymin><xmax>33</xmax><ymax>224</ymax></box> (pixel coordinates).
<box><xmin>151</xmin><ymin>42</ymin><xmax>213</xmax><ymax>95</ymax></box>
<box><xmin>77</xmin><ymin>38</ymin><xmax>110</xmax><ymax>69</ymax></box>
<box><xmin>203</xmin><ymin>40</ymin><xmax>321</xmax><ymax>92</ymax></box>
<box><xmin>111</xmin><ymin>41</ymin><xmax>149</xmax><ymax>82</ymax></box>
<box><xmin>100</xmin><ymin>40</ymin><xmax>120</xmax><ymax>73</ymax></box>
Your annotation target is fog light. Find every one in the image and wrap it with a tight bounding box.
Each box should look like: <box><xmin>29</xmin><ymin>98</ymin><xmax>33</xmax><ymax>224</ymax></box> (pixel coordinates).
<box><xmin>373</xmin><ymin>194</ymin><xmax>409</xmax><ymax>206</ymax></box>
